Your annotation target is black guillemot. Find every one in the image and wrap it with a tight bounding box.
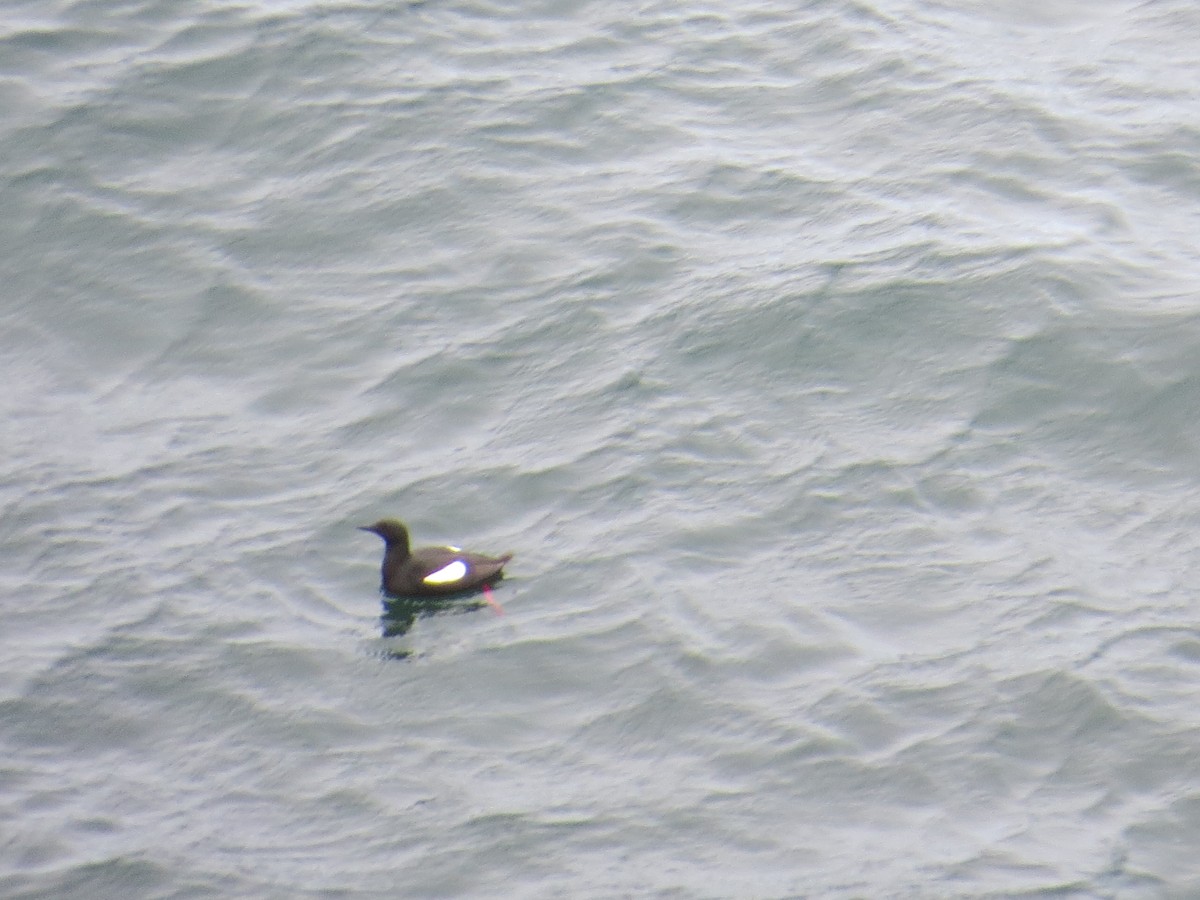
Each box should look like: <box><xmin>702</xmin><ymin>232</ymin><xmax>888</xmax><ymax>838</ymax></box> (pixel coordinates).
<box><xmin>359</xmin><ymin>519</ymin><xmax>512</xmax><ymax>598</ymax></box>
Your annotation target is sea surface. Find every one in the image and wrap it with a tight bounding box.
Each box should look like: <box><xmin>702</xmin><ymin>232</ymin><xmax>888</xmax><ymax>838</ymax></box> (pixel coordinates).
<box><xmin>3</xmin><ymin>1</ymin><xmax>1200</xmax><ymax>897</ymax></box>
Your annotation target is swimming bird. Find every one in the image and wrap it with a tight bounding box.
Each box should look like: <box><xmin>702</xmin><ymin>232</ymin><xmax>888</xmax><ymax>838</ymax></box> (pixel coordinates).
<box><xmin>358</xmin><ymin>519</ymin><xmax>512</xmax><ymax>598</ymax></box>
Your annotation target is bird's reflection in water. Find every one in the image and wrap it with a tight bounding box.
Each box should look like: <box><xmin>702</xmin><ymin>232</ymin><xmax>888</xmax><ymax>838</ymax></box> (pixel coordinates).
<box><xmin>380</xmin><ymin>594</ymin><xmax>488</xmax><ymax>638</ymax></box>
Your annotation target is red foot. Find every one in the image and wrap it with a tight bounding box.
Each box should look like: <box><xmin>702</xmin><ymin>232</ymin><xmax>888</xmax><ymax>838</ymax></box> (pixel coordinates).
<box><xmin>482</xmin><ymin>584</ymin><xmax>504</xmax><ymax>616</ymax></box>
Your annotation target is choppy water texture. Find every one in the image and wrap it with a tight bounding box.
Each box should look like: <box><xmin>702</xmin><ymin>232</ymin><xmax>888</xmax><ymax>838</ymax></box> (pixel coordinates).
<box><xmin>3</xmin><ymin>0</ymin><xmax>1200</xmax><ymax>896</ymax></box>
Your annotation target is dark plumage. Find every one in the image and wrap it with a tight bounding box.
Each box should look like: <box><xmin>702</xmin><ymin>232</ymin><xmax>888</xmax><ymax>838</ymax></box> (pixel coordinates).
<box><xmin>358</xmin><ymin>519</ymin><xmax>512</xmax><ymax>598</ymax></box>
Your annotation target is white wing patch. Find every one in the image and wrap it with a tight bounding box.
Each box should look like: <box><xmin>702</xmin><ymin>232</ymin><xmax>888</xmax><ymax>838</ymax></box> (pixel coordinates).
<box><xmin>423</xmin><ymin>559</ymin><xmax>467</xmax><ymax>585</ymax></box>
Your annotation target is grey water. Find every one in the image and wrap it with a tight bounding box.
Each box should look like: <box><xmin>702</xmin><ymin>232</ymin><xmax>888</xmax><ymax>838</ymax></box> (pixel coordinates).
<box><xmin>3</xmin><ymin>0</ymin><xmax>1200</xmax><ymax>896</ymax></box>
